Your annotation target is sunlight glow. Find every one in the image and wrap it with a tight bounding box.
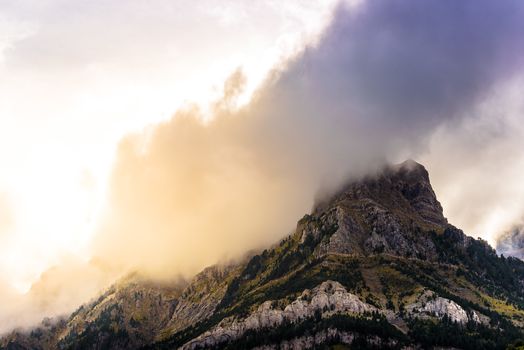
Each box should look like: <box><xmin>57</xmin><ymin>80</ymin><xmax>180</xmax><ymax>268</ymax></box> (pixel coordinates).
<box><xmin>0</xmin><ymin>0</ymin><xmax>339</xmax><ymax>294</ymax></box>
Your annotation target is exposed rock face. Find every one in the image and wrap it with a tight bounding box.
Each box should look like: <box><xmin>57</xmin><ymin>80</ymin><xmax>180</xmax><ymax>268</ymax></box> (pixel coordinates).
<box><xmin>406</xmin><ymin>290</ymin><xmax>479</xmax><ymax>324</ymax></box>
<box><xmin>314</xmin><ymin>160</ymin><xmax>447</xmax><ymax>225</ymax></box>
<box><xmin>162</xmin><ymin>264</ymin><xmax>238</xmax><ymax>337</ymax></box>
<box><xmin>3</xmin><ymin>160</ymin><xmax>524</xmax><ymax>350</ymax></box>
<box><xmin>387</xmin><ymin>159</ymin><xmax>447</xmax><ymax>226</ymax></box>
<box><xmin>419</xmin><ymin>297</ymin><xmax>469</xmax><ymax>324</ymax></box>
<box><xmin>55</xmin><ymin>275</ymin><xmax>183</xmax><ymax>349</ymax></box>
<box><xmin>182</xmin><ymin>281</ymin><xmax>375</xmax><ymax>350</ymax></box>
<box><xmin>0</xmin><ymin>265</ymin><xmax>239</xmax><ymax>350</ymax></box>
<box><xmin>306</xmin><ymin>160</ymin><xmax>445</xmax><ymax>261</ymax></box>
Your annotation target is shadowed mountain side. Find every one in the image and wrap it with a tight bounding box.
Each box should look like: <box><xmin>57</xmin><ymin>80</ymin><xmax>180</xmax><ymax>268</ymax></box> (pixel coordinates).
<box><xmin>2</xmin><ymin>161</ymin><xmax>524</xmax><ymax>350</ymax></box>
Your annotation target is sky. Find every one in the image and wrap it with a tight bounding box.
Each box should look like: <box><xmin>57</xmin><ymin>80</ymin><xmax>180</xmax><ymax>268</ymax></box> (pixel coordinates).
<box><xmin>0</xmin><ymin>0</ymin><xmax>340</xmax><ymax>291</ymax></box>
<box><xmin>1</xmin><ymin>0</ymin><xmax>524</xmax><ymax>333</ymax></box>
<box><xmin>0</xmin><ymin>0</ymin><xmax>343</xmax><ymax>330</ymax></box>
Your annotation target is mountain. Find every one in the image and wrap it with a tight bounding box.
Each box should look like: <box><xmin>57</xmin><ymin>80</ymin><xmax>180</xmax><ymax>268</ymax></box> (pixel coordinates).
<box><xmin>3</xmin><ymin>160</ymin><xmax>524</xmax><ymax>349</ymax></box>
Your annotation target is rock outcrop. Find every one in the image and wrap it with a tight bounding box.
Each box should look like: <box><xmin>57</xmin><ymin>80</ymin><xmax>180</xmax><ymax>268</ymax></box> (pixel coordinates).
<box><xmin>182</xmin><ymin>281</ymin><xmax>374</xmax><ymax>349</ymax></box>
<box><xmin>305</xmin><ymin>160</ymin><xmax>447</xmax><ymax>260</ymax></box>
<box><xmin>3</xmin><ymin>160</ymin><xmax>524</xmax><ymax>350</ymax></box>
<box><xmin>405</xmin><ymin>290</ymin><xmax>484</xmax><ymax>324</ymax></box>
<box><xmin>162</xmin><ymin>264</ymin><xmax>239</xmax><ymax>337</ymax></box>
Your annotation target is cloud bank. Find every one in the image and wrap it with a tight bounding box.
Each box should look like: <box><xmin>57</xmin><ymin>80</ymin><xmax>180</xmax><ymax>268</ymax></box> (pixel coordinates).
<box><xmin>3</xmin><ymin>0</ymin><xmax>524</xmax><ymax>334</ymax></box>
<box><xmin>420</xmin><ymin>75</ymin><xmax>524</xmax><ymax>245</ymax></box>
<box><xmin>0</xmin><ymin>193</ymin><xmax>13</xmax><ymax>240</ymax></box>
<box><xmin>91</xmin><ymin>0</ymin><xmax>524</xmax><ymax>279</ymax></box>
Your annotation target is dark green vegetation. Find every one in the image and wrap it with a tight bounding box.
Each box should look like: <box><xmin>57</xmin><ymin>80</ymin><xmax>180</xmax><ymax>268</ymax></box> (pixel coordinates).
<box><xmin>3</xmin><ymin>161</ymin><xmax>524</xmax><ymax>350</ymax></box>
<box><xmin>153</xmin><ymin>250</ymin><xmax>524</xmax><ymax>349</ymax></box>
<box><xmin>432</xmin><ymin>227</ymin><xmax>524</xmax><ymax>309</ymax></box>
<box><xmin>220</xmin><ymin>313</ymin><xmax>405</xmax><ymax>350</ymax></box>
<box><xmin>150</xmin><ymin>161</ymin><xmax>524</xmax><ymax>349</ymax></box>
<box><xmin>408</xmin><ymin>316</ymin><xmax>522</xmax><ymax>350</ymax></box>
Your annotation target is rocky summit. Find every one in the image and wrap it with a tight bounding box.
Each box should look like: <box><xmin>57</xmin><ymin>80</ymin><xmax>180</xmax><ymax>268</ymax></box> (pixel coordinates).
<box><xmin>3</xmin><ymin>160</ymin><xmax>524</xmax><ymax>350</ymax></box>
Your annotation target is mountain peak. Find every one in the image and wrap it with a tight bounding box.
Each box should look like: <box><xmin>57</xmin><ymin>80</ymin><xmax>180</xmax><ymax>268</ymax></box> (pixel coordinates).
<box><xmin>314</xmin><ymin>160</ymin><xmax>446</xmax><ymax>227</ymax></box>
<box><xmin>385</xmin><ymin>159</ymin><xmax>446</xmax><ymax>226</ymax></box>
<box><xmin>300</xmin><ymin>160</ymin><xmax>449</xmax><ymax>260</ymax></box>
<box><xmin>4</xmin><ymin>160</ymin><xmax>524</xmax><ymax>350</ymax></box>
<box><xmin>394</xmin><ymin>158</ymin><xmax>425</xmax><ymax>171</ymax></box>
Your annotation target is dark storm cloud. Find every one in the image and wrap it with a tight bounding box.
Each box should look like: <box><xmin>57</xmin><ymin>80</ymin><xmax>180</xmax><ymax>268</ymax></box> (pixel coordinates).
<box><xmin>92</xmin><ymin>0</ymin><xmax>524</xmax><ymax>277</ymax></box>
<box><xmin>254</xmin><ymin>0</ymin><xmax>524</xmax><ymax>145</ymax></box>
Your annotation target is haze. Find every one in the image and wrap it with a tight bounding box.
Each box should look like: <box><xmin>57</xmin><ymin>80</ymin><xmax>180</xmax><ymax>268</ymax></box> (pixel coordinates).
<box><xmin>1</xmin><ymin>0</ymin><xmax>524</xmax><ymax>334</ymax></box>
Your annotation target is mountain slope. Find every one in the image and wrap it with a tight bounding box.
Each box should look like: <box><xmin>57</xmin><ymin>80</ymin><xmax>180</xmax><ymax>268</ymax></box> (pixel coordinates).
<box><xmin>3</xmin><ymin>160</ymin><xmax>524</xmax><ymax>350</ymax></box>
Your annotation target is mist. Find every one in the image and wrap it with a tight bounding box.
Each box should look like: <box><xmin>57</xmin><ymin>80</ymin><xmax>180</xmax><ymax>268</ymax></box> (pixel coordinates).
<box><xmin>421</xmin><ymin>75</ymin><xmax>524</xmax><ymax>246</ymax></box>
<box><xmin>0</xmin><ymin>193</ymin><xmax>12</xmax><ymax>240</ymax></box>
<box><xmin>3</xmin><ymin>0</ymin><xmax>524</xmax><ymax>335</ymax></box>
<box><xmin>0</xmin><ymin>256</ymin><xmax>114</xmax><ymax>335</ymax></box>
<box><xmin>91</xmin><ymin>0</ymin><xmax>524</xmax><ymax>279</ymax></box>
<box><xmin>498</xmin><ymin>225</ymin><xmax>524</xmax><ymax>259</ymax></box>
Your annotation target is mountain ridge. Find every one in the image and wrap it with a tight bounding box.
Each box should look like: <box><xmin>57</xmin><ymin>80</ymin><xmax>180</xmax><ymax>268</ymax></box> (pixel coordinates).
<box><xmin>3</xmin><ymin>160</ymin><xmax>524</xmax><ymax>350</ymax></box>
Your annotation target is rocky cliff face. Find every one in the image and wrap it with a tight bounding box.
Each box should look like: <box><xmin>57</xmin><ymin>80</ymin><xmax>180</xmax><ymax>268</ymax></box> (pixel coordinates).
<box><xmin>182</xmin><ymin>281</ymin><xmax>375</xmax><ymax>349</ymax></box>
<box><xmin>305</xmin><ymin>160</ymin><xmax>449</xmax><ymax>264</ymax></box>
<box><xmin>3</xmin><ymin>160</ymin><xmax>524</xmax><ymax>350</ymax></box>
<box><xmin>162</xmin><ymin>264</ymin><xmax>240</xmax><ymax>338</ymax></box>
<box><xmin>314</xmin><ymin>159</ymin><xmax>447</xmax><ymax>227</ymax></box>
<box><xmin>0</xmin><ymin>266</ymin><xmax>238</xmax><ymax>350</ymax></box>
